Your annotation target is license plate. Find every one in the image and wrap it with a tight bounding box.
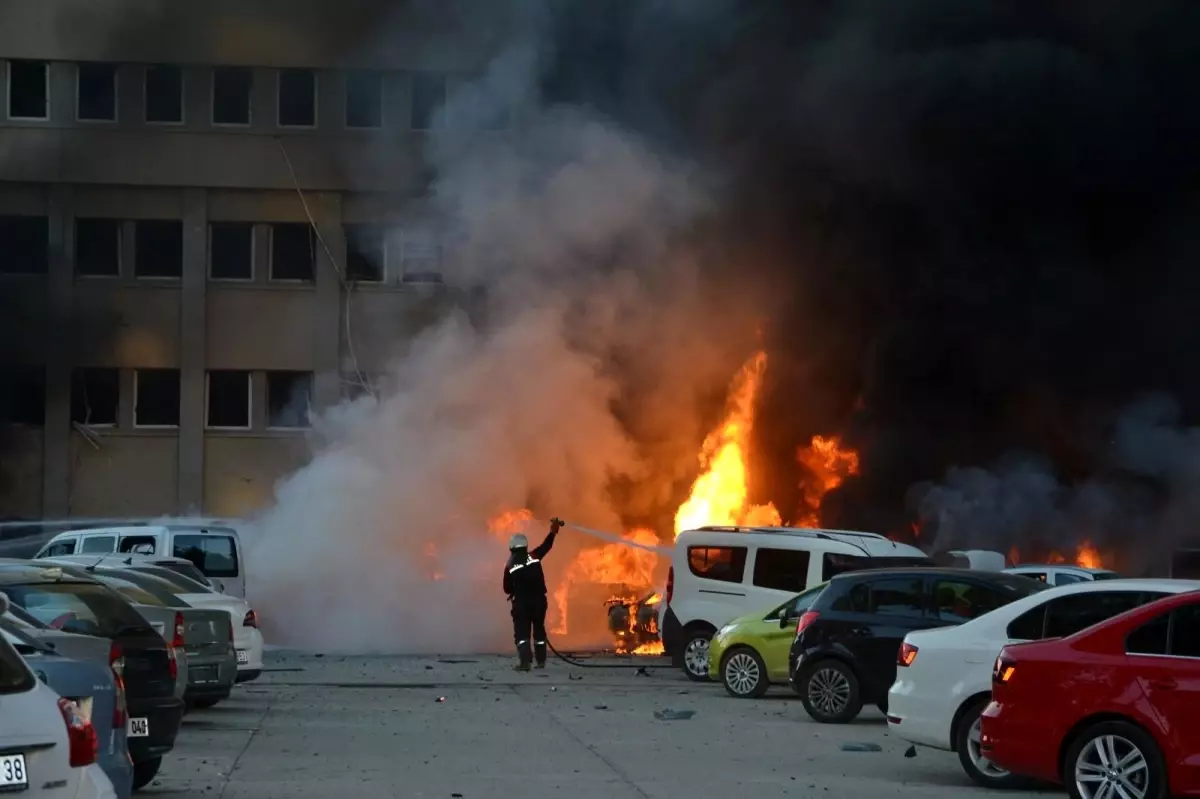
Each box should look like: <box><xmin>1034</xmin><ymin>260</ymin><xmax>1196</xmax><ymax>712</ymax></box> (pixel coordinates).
<box><xmin>0</xmin><ymin>754</ymin><xmax>26</xmax><ymax>789</ymax></box>
<box><xmin>236</xmin><ymin>650</ymin><xmax>249</xmax><ymax>664</ymax></box>
<box><xmin>190</xmin><ymin>666</ymin><xmax>219</xmax><ymax>685</ymax></box>
<box><xmin>127</xmin><ymin>717</ymin><xmax>149</xmax><ymax>738</ymax></box>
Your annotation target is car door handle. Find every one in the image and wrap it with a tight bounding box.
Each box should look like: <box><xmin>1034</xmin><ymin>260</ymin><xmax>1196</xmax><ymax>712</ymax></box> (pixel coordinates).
<box><xmin>1148</xmin><ymin>678</ymin><xmax>1178</xmax><ymax>691</ymax></box>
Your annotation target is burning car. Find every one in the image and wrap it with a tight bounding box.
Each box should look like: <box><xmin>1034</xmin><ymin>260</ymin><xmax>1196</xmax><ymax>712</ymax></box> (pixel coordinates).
<box><xmin>605</xmin><ymin>592</ymin><xmax>664</xmax><ymax>654</ymax></box>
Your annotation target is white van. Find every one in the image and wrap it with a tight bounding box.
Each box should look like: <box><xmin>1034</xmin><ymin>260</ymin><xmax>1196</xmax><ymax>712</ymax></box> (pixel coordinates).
<box><xmin>661</xmin><ymin>525</ymin><xmax>932</xmax><ymax>680</ymax></box>
<box><xmin>33</xmin><ymin>524</ymin><xmax>246</xmax><ymax>598</ymax></box>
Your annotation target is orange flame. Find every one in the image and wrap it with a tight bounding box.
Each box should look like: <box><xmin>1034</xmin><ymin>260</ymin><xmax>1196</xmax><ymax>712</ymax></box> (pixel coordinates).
<box><xmin>1007</xmin><ymin>540</ymin><xmax>1107</xmax><ymax>570</ymax></box>
<box><xmin>673</xmin><ymin>352</ymin><xmax>782</xmax><ymax>535</ymax></box>
<box><xmin>795</xmin><ymin>434</ymin><xmax>860</xmax><ymax>527</ymax></box>
<box><xmin>551</xmin><ymin>528</ymin><xmax>659</xmax><ymax>636</ymax></box>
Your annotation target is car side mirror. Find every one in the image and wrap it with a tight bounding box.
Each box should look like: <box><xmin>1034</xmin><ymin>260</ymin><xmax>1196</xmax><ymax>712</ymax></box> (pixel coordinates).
<box><xmin>778</xmin><ymin>608</ymin><xmax>790</xmax><ymax>629</ymax></box>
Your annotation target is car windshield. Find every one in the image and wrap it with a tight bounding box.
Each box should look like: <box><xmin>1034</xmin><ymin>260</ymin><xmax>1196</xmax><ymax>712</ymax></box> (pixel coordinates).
<box><xmin>132</xmin><ymin>565</ymin><xmax>213</xmax><ymax>595</ymax></box>
<box><xmin>3</xmin><ymin>603</ymin><xmax>46</xmax><ymax>629</ymax></box>
<box><xmin>2</xmin><ymin>580</ymin><xmax>154</xmax><ymax>638</ymax></box>
<box><xmin>1091</xmin><ymin>571</ymin><xmax>1121</xmax><ymax>580</ymax></box>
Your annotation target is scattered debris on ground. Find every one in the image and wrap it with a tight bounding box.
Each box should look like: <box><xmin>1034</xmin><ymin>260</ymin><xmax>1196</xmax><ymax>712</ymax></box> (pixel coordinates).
<box><xmin>653</xmin><ymin>708</ymin><xmax>695</xmax><ymax>721</ymax></box>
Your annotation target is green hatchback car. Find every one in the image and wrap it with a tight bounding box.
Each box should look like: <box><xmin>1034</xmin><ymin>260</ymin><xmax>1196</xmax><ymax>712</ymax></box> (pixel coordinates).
<box><xmin>708</xmin><ymin>582</ymin><xmax>829</xmax><ymax>698</ymax></box>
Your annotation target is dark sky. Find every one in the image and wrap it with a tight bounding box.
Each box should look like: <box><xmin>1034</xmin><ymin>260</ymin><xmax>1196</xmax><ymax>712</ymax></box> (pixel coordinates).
<box><xmin>538</xmin><ymin>0</ymin><xmax>1200</xmax><ymax>539</ymax></box>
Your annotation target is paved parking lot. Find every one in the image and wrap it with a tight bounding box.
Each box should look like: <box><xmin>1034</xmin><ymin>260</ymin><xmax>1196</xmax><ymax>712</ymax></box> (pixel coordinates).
<box><xmin>149</xmin><ymin>652</ymin><xmax>1052</xmax><ymax>798</ymax></box>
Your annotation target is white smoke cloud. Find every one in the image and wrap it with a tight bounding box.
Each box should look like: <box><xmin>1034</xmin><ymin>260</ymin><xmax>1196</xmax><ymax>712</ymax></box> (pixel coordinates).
<box><xmin>242</xmin><ymin>4</ymin><xmax>759</xmax><ymax>653</ymax></box>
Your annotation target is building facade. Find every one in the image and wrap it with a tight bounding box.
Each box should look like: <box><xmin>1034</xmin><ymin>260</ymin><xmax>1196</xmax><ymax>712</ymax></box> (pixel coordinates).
<box><xmin>0</xmin><ymin>0</ymin><xmax>504</xmax><ymax>520</ymax></box>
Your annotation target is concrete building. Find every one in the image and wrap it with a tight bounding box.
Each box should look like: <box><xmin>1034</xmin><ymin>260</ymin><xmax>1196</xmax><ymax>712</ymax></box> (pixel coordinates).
<box><xmin>0</xmin><ymin>0</ymin><xmax>505</xmax><ymax>520</ymax></box>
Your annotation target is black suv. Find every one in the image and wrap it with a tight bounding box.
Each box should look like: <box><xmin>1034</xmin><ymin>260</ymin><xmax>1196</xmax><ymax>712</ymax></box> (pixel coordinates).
<box><xmin>788</xmin><ymin>568</ymin><xmax>1046</xmax><ymax>723</ymax></box>
<box><xmin>0</xmin><ymin>562</ymin><xmax>186</xmax><ymax>789</ymax></box>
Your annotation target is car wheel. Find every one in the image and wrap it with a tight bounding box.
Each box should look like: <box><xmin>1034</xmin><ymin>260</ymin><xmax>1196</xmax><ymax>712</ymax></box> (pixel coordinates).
<box><xmin>721</xmin><ymin>647</ymin><xmax>770</xmax><ymax>698</ymax></box>
<box><xmin>132</xmin><ymin>756</ymin><xmax>162</xmax><ymax>792</ymax></box>
<box><xmin>956</xmin><ymin>698</ymin><xmax>1027</xmax><ymax>789</ymax></box>
<box><xmin>1064</xmin><ymin>720</ymin><xmax>1167</xmax><ymax>799</ymax></box>
<box><xmin>680</xmin><ymin>628</ymin><xmax>714</xmax><ymax>682</ymax></box>
<box><xmin>800</xmin><ymin>660</ymin><xmax>863</xmax><ymax>723</ymax></box>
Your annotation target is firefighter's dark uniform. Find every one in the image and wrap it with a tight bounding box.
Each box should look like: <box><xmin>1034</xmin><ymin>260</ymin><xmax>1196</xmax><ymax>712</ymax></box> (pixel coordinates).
<box><xmin>503</xmin><ymin>521</ymin><xmax>560</xmax><ymax>669</ymax></box>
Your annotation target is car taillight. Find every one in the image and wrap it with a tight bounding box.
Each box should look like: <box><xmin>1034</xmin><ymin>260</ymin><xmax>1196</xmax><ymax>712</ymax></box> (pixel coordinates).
<box><xmin>109</xmin><ymin>642</ymin><xmax>127</xmax><ymax>729</ymax></box>
<box><xmin>58</xmin><ymin>697</ymin><xmax>99</xmax><ymax>768</ymax></box>
<box><xmin>172</xmin><ymin>611</ymin><xmax>186</xmax><ymax>648</ymax></box>
<box><xmin>897</xmin><ymin>642</ymin><xmax>918</xmax><ymax>667</ymax></box>
<box><xmin>243</xmin><ymin>609</ymin><xmax>258</xmax><ymax>628</ymax></box>
<box><xmin>795</xmin><ymin>610</ymin><xmax>820</xmax><ymax>636</ymax></box>
<box><xmin>167</xmin><ymin>645</ymin><xmax>178</xmax><ymax>682</ymax></box>
<box><xmin>993</xmin><ymin>655</ymin><xmax>1016</xmax><ymax>684</ymax></box>
<box><xmin>665</xmin><ymin>568</ymin><xmax>674</xmax><ymax>606</ymax></box>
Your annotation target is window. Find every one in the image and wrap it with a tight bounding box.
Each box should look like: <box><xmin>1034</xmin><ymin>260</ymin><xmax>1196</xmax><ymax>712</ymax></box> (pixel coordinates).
<box><xmin>822</xmin><ymin>553</ymin><xmax>871</xmax><ymax>581</ymax></box>
<box><xmin>1021</xmin><ymin>572</ymin><xmax>1049</xmax><ymax>583</ymax></box>
<box><xmin>1170</xmin><ymin>605</ymin><xmax>1200</xmax><ymax>657</ymax></box>
<box><xmin>79</xmin><ymin>536</ymin><xmax>116</xmax><ymax>554</ymax></box>
<box><xmin>133</xmin><ymin>368</ymin><xmax>180</xmax><ymax>427</ymax></box>
<box><xmin>76</xmin><ymin>63</ymin><xmax>117</xmax><ymax>121</ymax></box>
<box><xmin>686</xmin><ymin>546</ymin><xmax>747</xmax><ymax>584</ymax></box>
<box><xmin>1043</xmin><ymin>592</ymin><xmax>1159</xmax><ymax>639</ymax></box>
<box><xmin>864</xmin><ymin>578</ymin><xmax>925</xmax><ymax>617</ymax></box>
<box><xmin>0</xmin><ymin>215</ymin><xmax>49</xmax><ymax>274</ymax></box>
<box><xmin>0</xmin><ymin>366</ymin><xmax>44</xmax><ymax>426</ymax></box>
<box><xmin>411</xmin><ymin>72</ymin><xmax>446</xmax><ymax>130</ymax></box>
<box><xmin>1054</xmin><ymin>572</ymin><xmax>1089</xmax><ymax>586</ymax></box>
<box><xmin>1006</xmin><ymin>605</ymin><xmax>1046</xmax><ymax>640</ymax></box>
<box><xmin>3</xmin><ymin>581</ymin><xmax>151</xmax><ymax>638</ymax></box>
<box><xmin>212</xmin><ymin>67</ymin><xmax>251</xmax><ymax>125</ymax></box>
<box><xmin>399</xmin><ymin>226</ymin><xmax>442</xmax><ymax>282</ymax></box>
<box><xmin>209</xmin><ymin>222</ymin><xmax>253</xmax><ymax>280</ymax></box>
<box><xmin>775</xmin><ymin>582</ymin><xmax>828</xmax><ymax>620</ymax></box>
<box><xmin>345</xmin><ymin>70</ymin><xmax>383</xmax><ymax>128</ymax></box>
<box><xmin>752</xmin><ymin>548</ymin><xmax>811</xmax><ymax>592</ymax></box>
<box><xmin>144</xmin><ymin>64</ymin><xmax>182</xmax><ymax>123</ymax></box>
<box><xmin>134</xmin><ymin>220</ymin><xmax>183</xmax><ymax>278</ymax></box>
<box><xmin>345</xmin><ymin>224</ymin><xmax>385</xmax><ymax>281</ymax></box>
<box><xmin>75</xmin><ymin>218</ymin><xmax>121</xmax><ymax>276</ymax></box>
<box><xmin>270</xmin><ymin>223</ymin><xmax>315</xmax><ymax>281</ymax></box>
<box><xmin>172</xmin><ymin>534</ymin><xmax>239</xmax><ymax>578</ymax></box>
<box><xmin>1127</xmin><ymin>612</ymin><xmax>1170</xmax><ymax>656</ymax></box>
<box><xmin>7</xmin><ymin>60</ymin><xmax>48</xmax><ymax>120</ymax></box>
<box><xmin>932</xmin><ymin>579</ymin><xmax>1012</xmax><ymax>622</ymax></box>
<box><xmin>278</xmin><ymin>69</ymin><xmax>316</xmax><ymax>127</ymax></box>
<box><xmin>70</xmin><ymin>368</ymin><xmax>118</xmax><ymax>426</ymax></box>
<box><xmin>41</xmin><ymin>539</ymin><xmax>77</xmax><ymax>557</ymax></box>
<box><xmin>266</xmin><ymin>370</ymin><xmax>313</xmax><ymax>428</ymax></box>
<box><xmin>117</xmin><ymin>535</ymin><xmax>157</xmax><ymax>554</ymax></box>
<box><xmin>206</xmin><ymin>370</ymin><xmax>251</xmax><ymax>429</ymax></box>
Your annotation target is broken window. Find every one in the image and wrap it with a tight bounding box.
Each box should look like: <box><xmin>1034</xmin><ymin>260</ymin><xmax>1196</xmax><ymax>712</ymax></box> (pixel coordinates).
<box><xmin>212</xmin><ymin>67</ymin><xmax>251</xmax><ymax>125</ymax></box>
<box><xmin>77</xmin><ymin>62</ymin><xmax>117</xmax><ymax>121</ymax></box>
<box><xmin>144</xmin><ymin>64</ymin><xmax>183</xmax><ymax>123</ymax></box>
<box><xmin>8</xmin><ymin>60</ymin><xmax>48</xmax><ymax>120</ymax></box>
<box><xmin>209</xmin><ymin>222</ymin><xmax>253</xmax><ymax>280</ymax></box>
<box><xmin>75</xmin><ymin>218</ymin><xmax>121</xmax><ymax>277</ymax></box>
<box><xmin>266</xmin><ymin>371</ymin><xmax>312</xmax><ymax>428</ymax></box>
<box><xmin>399</xmin><ymin>226</ymin><xmax>443</xmax><ymax>283</ymax></box>
<box><xmin>278</xmin><ymin>69</ymin><xmax>315</xmax><ymax>127</ymax></box>
<box><xmin>134</xmin><ymin>220</ymin><xmax>183</xmax><ymax>278</ymax></box>
<box><xmin>0</xmin><ymin>366</ymin><xmax>45</xmax><ymax>426</ymax></box>
<box><xmin>411</xmin><ymin>72</ymin><xmax>445</xmax><ymax>130</ymax></box>
<box><xmin>345</xmin><ymin>224</ymin><xmax>385</xmax><ymax>281</ymax></box>
<box><xmin>270</xmin><ymin>223</ymin><xmax>315</xmax><ymax>281</ymax></box>
<box><xmin>206</xmin><ymin>370</ymin><xmax>251</xmax><ymax>429</ymax></box>
<box><xmin>0</xmin><ymin>215</ymin><xmax>48</xmax><ymax>275</ymax></box>
<box><xmin>134</xmin><ymin>369</ymin><xmax>180</xmax><ymax>427</ymax></box>
<box><xmin>345</xmin><ymin>70</ymin><xmax>383</xmax><ymax>128</ymax></box>
<box><xmin>70</xmin><ymin>368</ymin><xmax>118</xmax><ymax>426</ymax></box>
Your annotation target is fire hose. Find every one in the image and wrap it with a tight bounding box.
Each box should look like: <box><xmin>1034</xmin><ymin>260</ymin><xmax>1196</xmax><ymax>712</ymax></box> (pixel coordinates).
<box><xmin>531</xmin><ymin>518</ymin><xmax>673</xmax><ymax>670</ymax></box>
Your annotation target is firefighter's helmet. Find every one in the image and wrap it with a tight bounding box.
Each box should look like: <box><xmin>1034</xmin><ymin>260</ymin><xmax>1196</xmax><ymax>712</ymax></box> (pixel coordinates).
<box><xmin>508</xmin><ymin>533</ymin><xmax>529</xmax><ymax>550</ymax></box>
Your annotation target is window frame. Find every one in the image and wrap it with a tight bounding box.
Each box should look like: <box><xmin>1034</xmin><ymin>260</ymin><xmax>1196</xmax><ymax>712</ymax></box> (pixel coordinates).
<box><xmin>132</xmin><ymin>368</ymin><xmax>181</xmax><ymax>429</ymax></box>
<box><xmin>143</xmin><ymin>64</ymin><xmax>184</xmax><ymax>126</ymax></box>
<box><xmin>685</xmin><ymin>545</ymin><xmax>748</xmax><ymax>585</ymax></box>
<box><xmin>172</xmin><ymin>534</ymin><xmax>240</xmax><ymax>579</ymax></box>
<box><xmin>6</xmin><ymin>59</ymin><xmax>50</xmax><ymax>121</ymax></box>
<box><xmin>344</xmin><ymin>69</ymin><xmax>384</xmax><ymax>129</ymax></box>
<box><xmin>204</xmin><ymin>370</ymin><xmax>252</xmax><ymax>431</ymax></box>
<box><xmin>930</xmin><ymin>577</ymin><xmax>1014</xmax><ymax>623</ymax></box>
<box><xmin>78</xmin><ymin>535</ymin><xmax>117</xmax><ymax>555</ymax></box>
<box><xmin>210</xmin><ymin>66</ymin><xmax>252</xmax><ymax>127</ymax></box>
<box><xmin>268</xmin><ymin>223</ymin><xmax>316</xmax><ymax>282</ymax></box>
<box><xmin>69</xmin><ymin>367</ymin><xmax>119</xmax><ymax>427</ymax></box>
<box><xmin>751</xmin><ymin>547</ymin><xmax>812</xmax><ymax>593</ymax></box>
<box><xmin>344</xmin><ymin>223</ymin><xmax>387</xmax><ymax>282</ymax></box>
<box><xmin>265</xmin><ymin>370</ymin><xmax>314</xmax><ymax>430</ymax></box>
<box><xmin>859</xmin><ymin>576</ymin><xmax>928</xmax><ymax>618</ymax></box>
<box><xmin>276</xmin><ymin>68</ymin><xmax>318</xmax><ymax>129</ymax></box>
<box><xmin>207</xmin><ymin>221</ymin><xmax>255</xmax><ymax>281</ymax></box>
<box><xmin>75</xmin><ymin>62</ymin><xmax>118</xmax><ymax>123</ymax></box>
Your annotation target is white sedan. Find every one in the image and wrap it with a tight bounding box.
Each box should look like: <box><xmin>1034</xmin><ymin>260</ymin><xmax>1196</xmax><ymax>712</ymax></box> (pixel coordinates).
<box><xmin>887</xmin><ymin>577</ymin><xmax>1200</xmax><ymax>788</ymax></box>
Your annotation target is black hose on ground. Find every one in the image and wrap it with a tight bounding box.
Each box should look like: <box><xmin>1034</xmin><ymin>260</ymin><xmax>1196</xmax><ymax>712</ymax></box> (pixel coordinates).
<box><xmin>544</xmin><ymin>635</ymin><xmax>671</xmax><ymax>669</ymax></box>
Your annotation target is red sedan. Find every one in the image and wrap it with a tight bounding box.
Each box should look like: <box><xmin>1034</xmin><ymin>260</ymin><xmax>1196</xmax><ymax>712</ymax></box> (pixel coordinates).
<box><xmin>980</xmin><ymin>589</ymin><xmax>1200</xmax><ymax>799</ymax></box>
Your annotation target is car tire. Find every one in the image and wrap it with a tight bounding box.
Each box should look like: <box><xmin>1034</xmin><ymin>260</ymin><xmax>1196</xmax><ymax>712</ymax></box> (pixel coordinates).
<box><xmin>189</xmin><ymin>697</ymin><xmax>221</xmax><ymax>710</ymax></box>
<box><xmin>720</xmin><ymin>646</ymin><xmax>770</xmax><ymax>698</ymax></box>
<box><xmin>132</xmin><ymin>756</ymin><xmax>163</xmax><ymax>792</ymax></box>
<box><xmin>956</xmin><ymin>697</ymin><xmax>1028</xmax><ymax>789</ymax></box>
<box><xmin>1063</xmin><ymin>720</ymin><xmax>1167</xmax><ymax>799</ymax></box>
<box><xmin>680</xmin><ymin>627</ymin><xmax>714</xmax><ymax>682</ymax></box>
<box><xmin>799</xmin><ymin>659</ymin><xmax>863</xmax><ymax>724</ymax></box>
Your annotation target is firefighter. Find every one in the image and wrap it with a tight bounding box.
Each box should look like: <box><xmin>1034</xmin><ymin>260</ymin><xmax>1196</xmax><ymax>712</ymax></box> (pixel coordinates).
<box><xmin>504</xmin><ymin>517</ymin><xmax>563</xmax><ymax>671</ymax></box>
